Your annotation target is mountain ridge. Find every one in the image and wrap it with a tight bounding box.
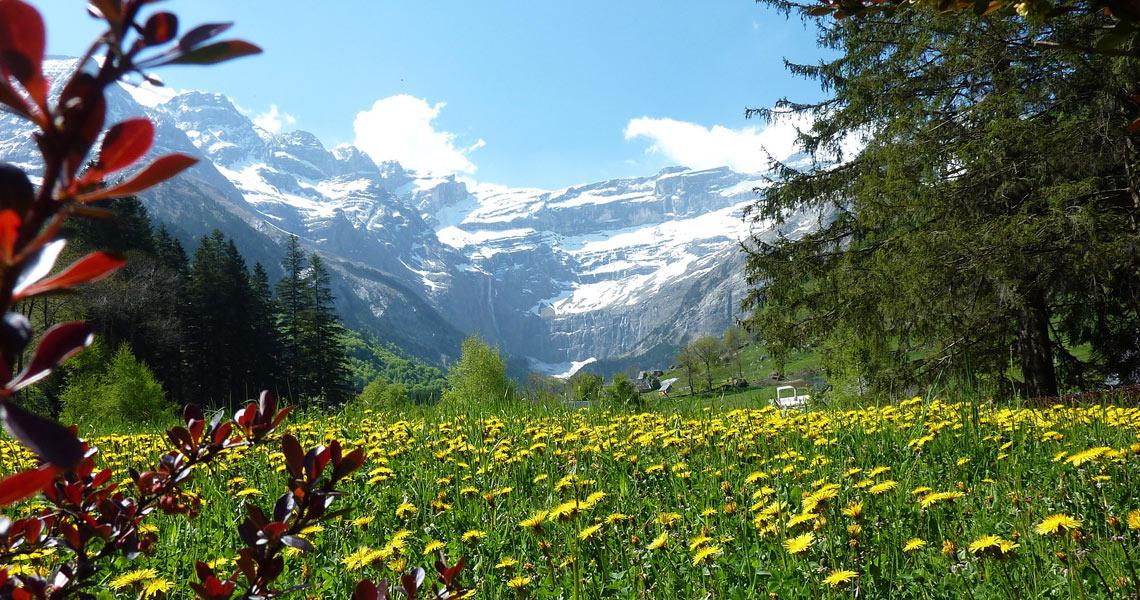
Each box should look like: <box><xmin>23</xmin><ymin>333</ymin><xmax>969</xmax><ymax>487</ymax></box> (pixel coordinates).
<box><xmin>0</xmin><ymin>60</ymin><xmax>817</xmax><ymax>376</ymax></box>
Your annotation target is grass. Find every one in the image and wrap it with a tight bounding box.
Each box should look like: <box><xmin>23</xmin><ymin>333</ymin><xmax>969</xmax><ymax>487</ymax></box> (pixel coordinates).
<box><xmin>2</xmin><ymin>393</ymin><xmax>1140</xmax><ymax>598</ymax></box>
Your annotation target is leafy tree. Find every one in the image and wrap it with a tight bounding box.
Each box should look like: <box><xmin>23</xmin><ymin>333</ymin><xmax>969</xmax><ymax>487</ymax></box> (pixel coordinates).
<box><xmin>443</xmin><ymin>335</ymin><xmax>514</xmax><ymax>406</ymax></box>
<box><xmin>745</xmin><ymin>5</ymin><xmax>1140</xmax><ymax>396</ymax></box>
<box><xmin>723</xmin><ymin>325</ymin><xmax>746</xmax><ymax>380</ymax></box>
<box><xmin>676</xmin><ymin>344</ymin><xmax>699</xmax><ymax>396</ymax></box>
<box><xmin>690</xmin><ymin>336</ymin><xmax>726</xmax><ymax>392</ymax></box>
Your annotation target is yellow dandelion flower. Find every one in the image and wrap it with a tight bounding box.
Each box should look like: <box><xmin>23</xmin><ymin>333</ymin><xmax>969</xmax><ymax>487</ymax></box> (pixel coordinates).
<box><xmin>605</xmin><ymin>512</ymin><xmax>630</xmax><ymax>525</ymax></box>
<box><xmin>351</xmin><ymin>515</ymin><xmax>375</xmax><ymax>528</ymax></box>
<box><xmin>783</xmin><ymin>532</ymin><xmax>814</xmax><ymax>555</ymax></box>
<box><xmin>520</xmin><ymin>510</ymin><xmax>548</xmax><ymax>530</ymax></box>
<box><xmin>235</xmin><ymin>487</ymin><xmax>261</xmax><ymax>498</ymax></box>
<box><xmin>823</xmin><ymin>569</ymin><xmax>857</xmax><ymax>588</ymax></box>
<box><xmin>870</xmin><ymin>480</ymin><xmax>898</xmax><ymax>495</ymax></box>
<box><xmin>656</xmin><ymin>512</ymin><xmax>682</xmax><ymax>527</ymax></box>
<box><xmin>1035</xmin><ymin>514</ymin><xmax>1081</xmax><ymax>536</ymax></box>
<box><xmin>424</xmin><ymin>540</ymin><xmax>445</xmax><ymax>555</ymax></box>
<box><xmin>1065</xmin><ymin>447</ymin><xmax>1113</xmax><ymax>467</ymax></box>
<box><xmin>109</xmin><ymin>569</ymin><xmax>158</xmax><ymax>591</ymax></box>
<box><xmin>142</xmin><ymin>578</ymin><xmax>173</xmax><ymax>598</ymax></box>
<box><xmin>496</xmin><ymin>557</ymin><xmax>518</xmax><ymax>569</ymax></box>
<box><xmin>461</xmin><ymin>529</ymin><xmax>486</xmax><ymax>543</ymax></box>
<box><xmin>1128</xmin><ymin>510</ymin><xmax>1140</xmax><ymax>531</ymax></box>
<box><xmin>507</xmin><ymin>576</ymin><xmax>532</xmax><ymax>590</ymax></box>
<box><xmin>342</xmin><ymin>547</ymin><xmax>383</xmax><ymax>571</ymax></box>
<box><xmin>919</xmin><ymin>491</ymin><xmax>965</xmax><ymax>509</ymax></box>
<box><xmin>648</xmin><ymin>531</ymin><xmax>669</xmax><ymax>550</ymax></box>
<box><xmin>691</xmin><ymin>545</ymin><xmax>722</xmax><ymax>566</ymax></box>
<box><xmin>903</xmin><ymin>538</ymin><xmax>927</xmax><ymax>552</ymax></box>
<box><xmin>396</xmin><ymin>502</ymin><xmax>417</xmax><ymax>518</ymax></box>
<box><xmin>578</xmin><ymin>523</ymin><xmax>603</xmax><ymax>540</ymax></box>
<box><xmin>969</xmin><ymin>535</ymin><xmax>1018</xmax><ymax>557</ymax></box>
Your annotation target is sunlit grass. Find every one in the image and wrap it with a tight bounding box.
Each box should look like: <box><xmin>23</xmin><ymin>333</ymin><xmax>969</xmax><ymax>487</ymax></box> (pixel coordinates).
<box><xmin>2</xmin><ymin>396</ymin><xmax>1139</xmax><ymax>598</ymax></box>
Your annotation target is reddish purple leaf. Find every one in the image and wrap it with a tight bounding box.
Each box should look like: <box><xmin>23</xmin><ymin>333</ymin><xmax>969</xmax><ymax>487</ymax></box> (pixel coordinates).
<box><xmin>93</xmin><ymin>119</ymin><xmax>154</xmax><ymax>176</ymax></box>
<box><xmin>0</xmin><ymin>466</ymin><xmax>56</xmax><ymax>506</ymax></box>
<box><xmin>57</xmin><ymin>73</ymin><xmax>107</xmax><ymax>178</ymax></box>
<box><xmin>281</xmin><ymin>434</ymin><xmax>303</xmax><ymax>479</ymax></box>
<box><xmin>178</xmin><ymin>22</ymin><xmax>233</xmax><ymax>50</ymax></box>
<box><xmin>401</xmin><ymin>568</ymin><xmax>425</xmax><ymax>600</ymax></box>
<box><xmin>7</xmin><ymin>321</ymin><xmax>94</xmax><ymax>392</ymax></box>
<box><xmin>86</xmin><ymin>0</ymin><xmax>122</xmax><ymax>25</ymax></box>
<box><xmin>0</xmin><ymin>0</ymin><xmax>47</xmax><ymax>105</ymax></box>
<box><xmin>167</xmin><ymin>40</ymin><xmax>262</xmax><ymax>66</ymax></box>
<box><xmin>0</xmin><ymin>398</ymin><xmax>82</xmax><ymax>469</ymax></box>
<box><xmin>143</xmin><ymin>12</ymin><xmax>179</xmax><ymax>45</ymax></box>
<box><xmin>14</xmin><ymin>251</ymin><xmax>126</xmax><ymax>300</ymax></box>
<box><xmin>352</xmin><ymin>580</ymin><xmax>382</xmax><ymax>600</ymax></box>
<box><xmin>280</xmin><ymin>534</ymin><xmax>313</xmax><ymax>552</ymax></box>
<box><xmin>258</xmin><ymin>390</ymin><xmax>276</xmax><ymax>420</ymax></box>
<box><xmin>13</xmin><ymin>239</ymin><xmax>65</xmax><ymax>297</ymax></box>
<box><xmin>0</xmin><ymin>210</ymin><xmax>20</xmax><ymax>261</ymax></box>
<box><xmin>75</xmin><ymin>153</ymin><xmax>198</xmax><ymax>202</ymax></box>
<box><xmin>0</xmin><ymin>163</ymin><xmax>33</xmax><ymax>214</ymax></box>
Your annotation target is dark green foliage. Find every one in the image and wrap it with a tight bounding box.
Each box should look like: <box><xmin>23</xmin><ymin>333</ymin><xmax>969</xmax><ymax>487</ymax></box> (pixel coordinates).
<box><xmin>275</xmin><ymin>234</ymin><xmax>308</xmax><ymax>397</ymax></box>
<box><xmin>744</xmin><ymin>6</ymin><xmax>1140</xmax><ymax>397</ymax></box>
<box><xmin>272</xmin><ymin>237</ymin><xmax>354</xmax><ymax>406</ymax></box>
<box><xmin>183</xmin><ymin>231</ymin><xmax>273</xmax><ymax>407</ymax></box>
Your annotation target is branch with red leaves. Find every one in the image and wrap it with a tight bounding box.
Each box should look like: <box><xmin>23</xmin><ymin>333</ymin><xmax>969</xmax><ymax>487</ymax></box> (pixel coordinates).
<box><xmin>0</xmin><ymin>3</ymin><xmax>473</xmax><ymax>598</ymax></box>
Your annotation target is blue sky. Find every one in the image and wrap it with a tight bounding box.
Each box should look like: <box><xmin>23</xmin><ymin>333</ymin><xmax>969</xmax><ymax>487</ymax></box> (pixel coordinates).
<box><xmin>37</xmin><ymin>1</ymin><xmax>826</xmax><ymax>189</ymax></box>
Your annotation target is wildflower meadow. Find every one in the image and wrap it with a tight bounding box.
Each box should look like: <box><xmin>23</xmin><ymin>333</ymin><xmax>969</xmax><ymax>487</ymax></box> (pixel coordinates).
<box><xmin>3</xmin><ymin>397</ymin><xmax>1138</xmax><ymax>598</ymax></box>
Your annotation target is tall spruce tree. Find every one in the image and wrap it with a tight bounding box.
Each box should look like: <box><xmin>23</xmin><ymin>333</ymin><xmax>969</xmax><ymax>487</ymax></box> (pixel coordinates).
<box><xmin>184</xmin><ymin>231</ymin><xmax>267</xmax><ymax>407</ymax></box>
<box><xmin>744</xmin><ymin>7</ymin><xmax>1140</xmax><ymax>396</ymax></box>
<box><xmin>301</xmin><ymin>254</ymin><xmax>352</xmax><ymax>404</ymax></box>
<box><xmin>274</xmin><ymin>235</ymin><xmax>308</xmax><ymax>400</ymax></box>
<box><xmin>247</xmin><ymin>262</ymin><xmax>280</xmax><ymax>395</ymax></box>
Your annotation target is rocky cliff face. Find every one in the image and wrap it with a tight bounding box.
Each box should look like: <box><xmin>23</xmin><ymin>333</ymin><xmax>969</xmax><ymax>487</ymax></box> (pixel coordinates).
<box><xmin>0</xmin><ymin>60</ymin><xmax>817</xmax><ymax>374</ymax></box>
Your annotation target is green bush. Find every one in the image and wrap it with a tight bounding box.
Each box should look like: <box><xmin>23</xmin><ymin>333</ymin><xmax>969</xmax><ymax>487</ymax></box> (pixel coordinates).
<box><xmin>603</xmin><ymin>373</ymin><xmax>640</xmax><ymax>408</ymax></box>
<box><xmin>442</xmin><ymin>336</ymin><xmax>515</xmax><ymax>407</ymax></box>
<box><xmin>60</xmin><ymin>344</ymin><xmax>169</xmax><ymax>431</ymax></box>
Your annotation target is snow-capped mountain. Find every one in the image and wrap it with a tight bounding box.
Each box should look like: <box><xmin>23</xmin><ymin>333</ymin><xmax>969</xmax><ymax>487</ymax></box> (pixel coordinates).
<box><xmin>0</xmin><ymin>59</ymin><xmax>819</xmax><ymax>375</ymax></box>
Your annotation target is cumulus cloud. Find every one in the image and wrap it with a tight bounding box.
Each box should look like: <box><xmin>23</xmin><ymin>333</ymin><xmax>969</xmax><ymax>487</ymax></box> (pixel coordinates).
<box><xmin>353</xmin><ymin>95</ymin><xmax>485</xmax><ymax>176</ymax></box>
<box><xmin>252</xmin><ymin>105</ymin><xmax>297</xmax><ymax>134</ymax></box>
<box><xmin>623</xmin><ymin>113</ymin><xmax>813</xmax><ymax>173</ymax></box>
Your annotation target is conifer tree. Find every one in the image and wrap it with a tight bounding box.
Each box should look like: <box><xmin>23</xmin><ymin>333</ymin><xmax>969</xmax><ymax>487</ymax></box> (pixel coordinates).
<box><xmin>301</xmin><ymin>254</ymin><xmax>352</xmax><ymax>404</ymax></box>
<box><xmin>248</xmin><ymin>262</ymin><xmax>280</xmax><ymax>395</ymax></box>
<box><xmin>274</xmin><ymin>234</ymin><xmax>309</xmax><ymax>400</ymax></box>
<box><xmin>744</xmin><ymin>6</ymin><xmax>1140</xmax><ymax>395</ymax></box>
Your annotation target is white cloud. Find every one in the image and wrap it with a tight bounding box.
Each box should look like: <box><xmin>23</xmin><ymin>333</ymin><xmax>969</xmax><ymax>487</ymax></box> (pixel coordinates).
<box><xmin>623</xmin><ymin>114</ymin><xmax>812</xmax><ymax>173</ymax></box>
<box><xmin>254</xmin><ymin>105</ymin><xmax>297</xmax><ymax>134</ymax></box>
<box><xmin>353</xmin><ymin>95</ymin><xmax>485</xmax><ymax>176</ymax></box>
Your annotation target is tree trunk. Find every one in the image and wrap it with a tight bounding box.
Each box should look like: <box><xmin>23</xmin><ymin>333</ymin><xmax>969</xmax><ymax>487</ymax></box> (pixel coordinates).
<box><xmin>1017</xmin><ymin>289</ymin><xmax>1058</xmax><ymax>398</ymax></box>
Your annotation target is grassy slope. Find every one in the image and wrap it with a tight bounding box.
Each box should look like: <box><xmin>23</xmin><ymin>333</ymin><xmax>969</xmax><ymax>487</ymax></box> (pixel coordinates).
<box><xmin>660</xmin><ymin>343</ymin><xmax>822</xmax><ymax>401</ymax></box>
